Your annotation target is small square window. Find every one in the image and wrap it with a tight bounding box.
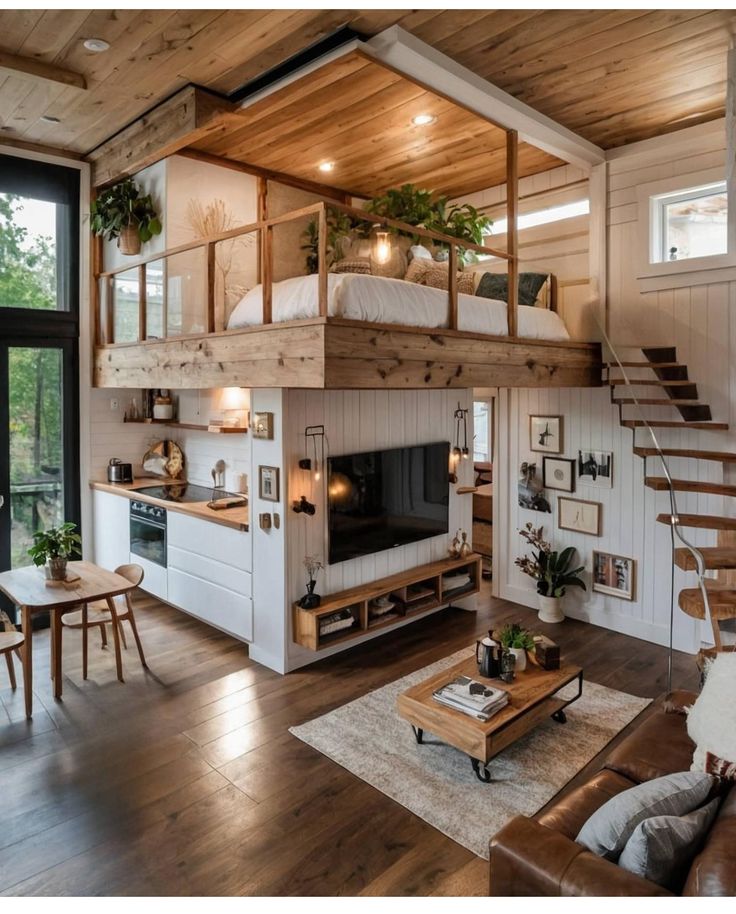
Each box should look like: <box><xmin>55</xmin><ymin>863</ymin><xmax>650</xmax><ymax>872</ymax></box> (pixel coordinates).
<box><xmin>650</xmin><ymin>182</ymin><xmax>727</xmax><ymax>263</ymax></box>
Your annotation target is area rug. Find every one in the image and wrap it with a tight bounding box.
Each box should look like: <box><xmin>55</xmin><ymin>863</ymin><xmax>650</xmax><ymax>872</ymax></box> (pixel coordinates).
<box><xmin>290</xmin><ymin>647</ymin><xmax>651</xmax><ymax>858</ymax></box>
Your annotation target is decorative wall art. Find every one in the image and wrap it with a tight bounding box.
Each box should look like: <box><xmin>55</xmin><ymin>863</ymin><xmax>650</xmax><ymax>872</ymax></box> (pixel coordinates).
<box><xmin>558</xmin><ymin>496</ymin><xmax>601</xmax><ymax>536</ymax></box>
<box><xmin>252</xmin><ymin>412</ymin><xmax>274</xmax><ymax>440</ymax></box>
<box><xmin>518</xmin><ymin>462</ymin><xmax>551</xmax><ymax>513</ymax></box>
<box><xmin>258</xmin><ymin>465</ymin><xmax>280</xmax><ymax>502</ymax></box>
<box><xmin>529</xmin><ymin>415</ymin><xmax>563</xmax><ymax>454</ymax></box>
<box><xmin>592</xmin><ymin>550</ymin><xmax>635</xmax><ymax>601</ymax></box>
<box><xmin>577</xmin><ymin>449</ymin><xmax>613</xmax><ymax>488</ymax></box>
<box><xmin>543</xmin><ymin>456</ymin><xmax>575</xmax><ymax>492</ymax></box>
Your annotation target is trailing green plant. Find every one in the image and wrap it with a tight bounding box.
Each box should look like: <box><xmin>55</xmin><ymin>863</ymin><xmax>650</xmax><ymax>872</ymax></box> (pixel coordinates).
<box><xmin>90</xmin><ymin>178</ymin><xmax>162</xmax><ymax>244</ymax></box>
<box><xmin>515</xmin><ymin>523</ymin><xmax>586</xmax><ymax>598</ymax></box>
<box><xmin>301</xmin><ymin>209</ymin><xmax>362</xmax><ymax>274</ymax></box>
<box><xmin>27</xmin><ymin>522</ymin><xmax>81</xmax><ymax>567</ymax></box>
<box><xmin>426</xmin><ymin>199</ymin><xmax>492</xmax><ymax>261</ymax></box>
<box><xmin>499</xmin><ymin>622</ymin><xmax>536</xmax><ymax>651</ymax></box>
<box><xmin>364</xmin><ymin>184</ymin><xmax>437</xmax><ymax>228</ymax></box>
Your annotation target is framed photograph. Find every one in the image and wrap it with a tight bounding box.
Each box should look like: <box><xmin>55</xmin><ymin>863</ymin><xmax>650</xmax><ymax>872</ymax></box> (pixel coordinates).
<box><xmin>558</xmin><ymin>496</ymin><xmax>601</xmax><ymax>536</ymax></box>
<box><xmin>592</xmin><ymin>551</ymin><xmax>636</xmax><ymax>601</ymax></box>
<box><xmin>258</xmin><ymin>465</ymin><xmax>280</xmax><ymax>502</ymax></box>
<box><xmin>577</xmin><ymin>449</ymin><xmax>613</xmax><ymax>488</ymax></box>
<box><xmin>543</xmin><ymin>456</ymin><xmax>575</xmax><ymax>492</ymax></box>
<box><xmin>518</xmin><ymin>462</ymin><xmax>551</xmax><ymax>513</ymax></box>
<box><xmin>530</xmin><ymin>415</ymin><xmax>562</xmax><ymax>454</ymax></box>
<box><xmin>252</xmin><ymin>411</ymin><xmax>274</xmax><ymax>440</ymax></box>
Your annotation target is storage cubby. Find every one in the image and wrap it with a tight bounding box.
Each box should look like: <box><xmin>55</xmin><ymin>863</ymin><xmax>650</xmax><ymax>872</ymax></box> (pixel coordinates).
<box><xmin>293</xmin><ymin>554</ymin><xmax>481</xmax><ymax>651</ymax></box>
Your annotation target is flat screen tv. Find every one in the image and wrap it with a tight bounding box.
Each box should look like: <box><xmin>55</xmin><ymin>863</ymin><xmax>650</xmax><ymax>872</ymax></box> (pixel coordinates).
<box><xmin>327</xmin><ymin>441</ymin><xmax>450</xmax><ymax>565</ymax></box>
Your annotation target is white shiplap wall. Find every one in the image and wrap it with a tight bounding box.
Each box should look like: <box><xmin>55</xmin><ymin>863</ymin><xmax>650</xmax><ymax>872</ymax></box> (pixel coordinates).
<box><xmin>497</xmin><ymin>120</ymin><xmax>732</xmax><ymax>654</ymax></box>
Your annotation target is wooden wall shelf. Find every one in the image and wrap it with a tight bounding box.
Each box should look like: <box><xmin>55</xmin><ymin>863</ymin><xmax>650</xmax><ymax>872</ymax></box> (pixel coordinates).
<box><xmin>293</xmin><ymin>554</ymin><xmax>482</xmax><ymax>652</ymax></box>
<box><xmin>123</xmin><ymin>418</ymin><xmax>247</xmax><ymax>434</ymax></box>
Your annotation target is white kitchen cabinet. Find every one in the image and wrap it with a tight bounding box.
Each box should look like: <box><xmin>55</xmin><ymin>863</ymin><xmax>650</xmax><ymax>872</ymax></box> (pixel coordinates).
<box><xmin>167</xmin><ymin>511</ymin><xmax>251</xmax><ymax>571</ymax></box>
<box><xmin>92</xmin><ymin>490</ymin><xmax>130</xmax><ymax>571</ymax></box>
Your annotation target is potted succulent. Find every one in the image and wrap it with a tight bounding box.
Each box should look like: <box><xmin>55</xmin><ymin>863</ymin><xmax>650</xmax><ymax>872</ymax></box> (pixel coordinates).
<box><xmin>298</xmin><ymin>555</ymin><xmax>324</xmax><ymax>609</ymax></box>
<box><xmin>515</xmin><ymin>523</ymin><xmax>586</xmax><ymax>623</ymax></box>
<box><xmin>27</xmin><ymin>522</ymin><xmax>82</xmax><ymax>581</ymax></box>
<box><xmin>90</xmin><ymin>178</ymin><xmax>162</xmax><ymax>255</ymax></box>
<box><xmin>499</xmin><ymin>622</ymin><xmax>536</xmax><ymax>672</ymax></box>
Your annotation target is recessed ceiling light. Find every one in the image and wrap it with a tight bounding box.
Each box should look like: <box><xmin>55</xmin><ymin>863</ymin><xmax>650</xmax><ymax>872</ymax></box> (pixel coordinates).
<box><xmin>83</xmin><ymin>38</ymin><xmax>110</xmax><ymax>53</ymax></box>
<box><xmin>318</xmin><ymin>162</ymin><xmax>335</xmax><ymax>173</ymax></box>
<box><xmin>40</xmin><ymin>115</ymin><xmax>61</xmax><ymax>125</ymax></box>
<box><xmin>412</xmin><ymin>114</ymin><xmax>436</xmax><ymax>127</ymax></box>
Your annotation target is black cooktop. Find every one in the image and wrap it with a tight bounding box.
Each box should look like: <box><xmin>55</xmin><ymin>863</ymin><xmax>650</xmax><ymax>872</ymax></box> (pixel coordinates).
<box><xmin>135</xmin><ymin>483</ymin><xmax>243</xmax><ymax>504</ymax></box>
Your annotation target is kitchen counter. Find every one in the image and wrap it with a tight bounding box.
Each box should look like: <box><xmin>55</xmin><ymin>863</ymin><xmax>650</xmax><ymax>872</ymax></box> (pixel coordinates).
<box><xmin>90</xmin><ymin>478</ymin><xmax>249</xmax><ymax>531</ymax></box>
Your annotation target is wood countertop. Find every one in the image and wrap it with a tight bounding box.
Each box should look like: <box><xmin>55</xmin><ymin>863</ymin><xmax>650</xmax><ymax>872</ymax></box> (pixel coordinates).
<box><xmin>90</xmin><ymin>478</ymin><xmax>249</xmax><ymax>531</ymax></box>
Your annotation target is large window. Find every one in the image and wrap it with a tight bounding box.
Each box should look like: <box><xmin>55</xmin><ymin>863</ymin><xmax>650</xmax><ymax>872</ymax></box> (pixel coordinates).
<box><xmin>650</xmin><ymin>181</ymin><xmax>727</xmax><ymax>264</ymax></box>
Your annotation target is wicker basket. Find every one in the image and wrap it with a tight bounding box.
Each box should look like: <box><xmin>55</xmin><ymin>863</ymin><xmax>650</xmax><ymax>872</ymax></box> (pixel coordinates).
<box><xmin>118</xmin><ymin>223</ymin><xmax>141</xmax><ymax>256</ymax></box>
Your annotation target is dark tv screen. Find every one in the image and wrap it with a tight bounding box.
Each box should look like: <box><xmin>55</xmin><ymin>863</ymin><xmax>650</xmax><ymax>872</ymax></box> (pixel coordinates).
<box><xmin>327</xmin><ymin>441</ymin><xmax>450</xmax><ymax>565</ymax></box>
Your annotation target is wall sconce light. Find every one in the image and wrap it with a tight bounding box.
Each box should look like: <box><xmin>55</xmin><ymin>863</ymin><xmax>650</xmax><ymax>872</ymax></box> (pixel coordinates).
<box><xmin>370</xmin><ymin>224</ymin><xmax>392</xmax><ymax>265</ymax></box>
<box><xmin>301</xmin><ymin>425</ymin><xmax>325</xmax><ymax>481</ymax></box>
<box><xmin>454</xmin><ymin>403</ymin><xmax>469</xmax><ymax>459</ymax></box>
<box><xmin>292</xmin><ymin>495</ymin><xmax>316</xmax><ymax>515</ymax></box>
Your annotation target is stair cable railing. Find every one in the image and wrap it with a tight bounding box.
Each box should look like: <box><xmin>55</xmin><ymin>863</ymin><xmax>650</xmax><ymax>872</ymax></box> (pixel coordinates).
<box><xmin>595</xmin><ymin>316</ymin><xmax>712</xmax><ymax>693</ymax></box>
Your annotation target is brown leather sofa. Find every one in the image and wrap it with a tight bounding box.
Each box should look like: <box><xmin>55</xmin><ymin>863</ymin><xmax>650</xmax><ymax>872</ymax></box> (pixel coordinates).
<box><xmin>489</xmin><ymin>690</ymin><xmax>736</xmax><ymax>896</ymax></box>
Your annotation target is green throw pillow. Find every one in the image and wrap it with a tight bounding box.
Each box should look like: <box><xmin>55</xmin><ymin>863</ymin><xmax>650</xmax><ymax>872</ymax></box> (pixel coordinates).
<box><xmin>475</xmin><ymin>271</ymin><xmax>548</xmax><ymax>306</ymax></box>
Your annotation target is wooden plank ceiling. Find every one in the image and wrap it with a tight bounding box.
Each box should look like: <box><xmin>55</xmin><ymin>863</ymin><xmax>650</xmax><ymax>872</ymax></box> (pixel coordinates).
<box><xmin>190</xmin><ymin>52</ymin><xmax>559</xmax><ymax>198</ymax></box>
<box><xmin>0</xmin><ymin>8</ymin><xmax>734</xmax><ymax>158</ymax></box>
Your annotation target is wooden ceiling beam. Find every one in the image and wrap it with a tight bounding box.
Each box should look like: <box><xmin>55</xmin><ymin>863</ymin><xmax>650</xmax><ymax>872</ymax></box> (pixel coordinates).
<box><xmin>0</xmin><ymin>49</ymin><xmax>86</xmax><ymax>90</ymax></box>
<box><xmin>88</xmin><ymin>85</ymin><xmax>234</xmax><ymax>188</ymax></box>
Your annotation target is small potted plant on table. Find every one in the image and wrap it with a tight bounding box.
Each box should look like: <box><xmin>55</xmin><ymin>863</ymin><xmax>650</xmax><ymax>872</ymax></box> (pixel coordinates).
<box><xmin>28</xmin><ymin>522</ymin><xmax>82</xmax><ymax>581</ymax></box>
<box><xmin>515</xmin><ymin>523</ymin><xmax>586</xmax><ymax>623</ymax></box>
<box><xmin>498</xmin><ymin>622</ymin><xmax>536</xmax><ymax>672</ymax></box>
<box><xmin>90</xmin><ymin>177</ymin><xmax>162</xmax><ymax>256</ymax></box>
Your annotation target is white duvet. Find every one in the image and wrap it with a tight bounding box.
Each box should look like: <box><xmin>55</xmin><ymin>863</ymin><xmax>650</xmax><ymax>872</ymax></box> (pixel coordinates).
<box><xmin>227</xmin><ymin>273</ymin><xmax>570</xmax><ymax>341</ymax></box>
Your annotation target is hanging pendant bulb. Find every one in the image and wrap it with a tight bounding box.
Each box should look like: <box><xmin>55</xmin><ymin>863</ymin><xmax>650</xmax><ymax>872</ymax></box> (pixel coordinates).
<box><xmin>371</xmin><ymin>226</ymin><xmax>392</xmax><ymax>265</ymax></box>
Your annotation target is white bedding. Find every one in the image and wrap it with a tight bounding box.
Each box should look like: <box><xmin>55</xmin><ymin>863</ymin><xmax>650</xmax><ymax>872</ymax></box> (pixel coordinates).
<box><xmin>227</xmin><ymin>273</ymin><xmax>570</xmax><ymax>341</ymax></box>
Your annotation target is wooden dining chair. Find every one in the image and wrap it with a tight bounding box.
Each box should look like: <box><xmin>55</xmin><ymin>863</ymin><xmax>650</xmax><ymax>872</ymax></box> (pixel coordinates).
<box><xmin>61</xmin><ymin>563</ymin><xmax>147</xmax><ymax>681</ymax></box>
<box><xmin>0</xmin><ymin>609</ymin><xmax>24</xmax><ymax>691</ymax></box>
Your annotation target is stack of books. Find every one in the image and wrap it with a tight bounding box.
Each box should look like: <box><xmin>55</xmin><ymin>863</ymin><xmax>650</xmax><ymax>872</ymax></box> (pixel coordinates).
<box><xmin>432</xmin><ymin>675</ymin><xmax>509</xmax><ymax>721</ymax></box>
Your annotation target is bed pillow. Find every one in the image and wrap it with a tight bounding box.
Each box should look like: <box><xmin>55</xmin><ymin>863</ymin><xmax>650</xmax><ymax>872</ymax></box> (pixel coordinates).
<box><xmin>617</xmin><ymin>798</ymin><xmax>721</xmax><ymax>889</ymax></box>
<box><xmin>475</xmin><ymin>271</ymin><xmax>550</xmax><ymax>307</ymax></box>
<box><xmin>687</xmin><ymin>653</ymin><xmax>736</xmax><ymax>773</ymax></box>
<box><xmin>423</xmin><ymin>265</ymin><xmax>475</xmax><ymax>295</ymax></box>
<box><xmin>331</xmin><ymin>258</ymin><xmax>371</xmax><ymax>275</ymax></box>
<box><xmin>576</xmin><ymin>771</ymin><xmax>717</xmax><ymax>860</ymax></box>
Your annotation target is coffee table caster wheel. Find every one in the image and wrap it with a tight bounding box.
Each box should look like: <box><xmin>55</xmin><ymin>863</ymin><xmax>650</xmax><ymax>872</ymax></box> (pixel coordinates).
<box><xmin>552</xmin><ymin>709</ymin><xmax>567</xmax><ymax>724</ymax></box>
<box><xmin>411</xmin><ymin>726</ymin><xmax>424</xmax><ymax>744</ymax></box>
<box><xmin>471</xmin><ymin>758</ymin><xmax>492</xmax><ymax>783</ymax></box>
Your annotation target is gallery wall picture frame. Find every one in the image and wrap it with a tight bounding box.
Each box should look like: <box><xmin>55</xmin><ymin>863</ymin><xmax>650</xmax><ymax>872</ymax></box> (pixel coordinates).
<box><xmin>252</xmin><ymin>411</ymin><xmax>274</xmax><ymax>440</ymax></box>
<box><xmin>543</xmin><ymin>456</ymin><xmax>575</xmax><ymax>492</ymax></box>
<box><xmin>558</xmin><ymin>496</ymin><xmax>601</xmax><ymax>536</ymax></box>
<box><xmin>529</xmin><ymin>415</ymin><xmax>563</xmax><ymax>454</ymax></box>
<box><xmin>258</xmin><ymin>465</ymin><xmax>280</xmax><ymax>502</ymax></box>
<box><xmin>592</xmin><ymin>550</ymin><xmax>636</xmax><ymax>601</ymax></box>
<box><xmin>577</xmin><ymin>449</ymin><xmax>613</xmax><ymax>488</ymax></box>
<box><xmin>518</xmin><ymin>461</ymin><xmax>552</xmax><ymax>513</ymax></box>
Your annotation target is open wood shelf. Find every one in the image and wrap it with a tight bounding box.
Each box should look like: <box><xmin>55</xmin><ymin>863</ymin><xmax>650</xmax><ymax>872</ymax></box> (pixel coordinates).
<box><xmin>293</xmin><ymin>554</ymin><xmax>481</xmax><ymax>651</ymax></box>
<box><xmin>123</xmin><ymin>418</ymin><xmax>247</xmax><ymax>434</ymax></box>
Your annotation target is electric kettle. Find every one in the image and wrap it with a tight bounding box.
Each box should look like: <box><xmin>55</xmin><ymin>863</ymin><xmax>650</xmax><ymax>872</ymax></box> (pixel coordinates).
<box><xmin>476</xmin><ymin>635</ymin><xmax>502</xmax><ymax>679</ymax></box>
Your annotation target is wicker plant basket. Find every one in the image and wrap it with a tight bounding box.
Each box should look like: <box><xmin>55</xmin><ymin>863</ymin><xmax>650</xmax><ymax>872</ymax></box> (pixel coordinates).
<box><xmin>118</xmin><ymin>223</ymin><xmax>141</xmax><ymax>256</ymax></box>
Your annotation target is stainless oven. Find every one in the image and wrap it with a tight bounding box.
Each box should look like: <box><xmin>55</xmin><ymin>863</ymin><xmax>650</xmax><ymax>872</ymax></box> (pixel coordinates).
<box><xmin>130</xmin><ymin>500</ymin><xmax>167</xmax><ymax>567</ymax></box>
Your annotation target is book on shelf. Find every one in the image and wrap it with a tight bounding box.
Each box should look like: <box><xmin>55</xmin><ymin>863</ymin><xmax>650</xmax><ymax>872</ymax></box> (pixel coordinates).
<box><xmin>432</xmin><ymin>675</ymin><xmax>508</xmax><ymax>721</ymax></box>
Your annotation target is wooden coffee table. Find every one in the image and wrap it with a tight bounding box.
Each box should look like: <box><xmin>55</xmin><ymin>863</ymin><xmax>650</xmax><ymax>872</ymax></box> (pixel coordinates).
<box><xmin>397</xmin><ymin>654</ymin><xmax>583</xmax><ymax>782</ymax></box>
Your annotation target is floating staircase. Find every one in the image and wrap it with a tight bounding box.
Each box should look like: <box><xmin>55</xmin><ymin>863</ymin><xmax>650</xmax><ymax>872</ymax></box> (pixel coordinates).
<box><xmin>605</xmin><ymin>346</ymin><xmax>735</xmax><ymax>655</ymax></box>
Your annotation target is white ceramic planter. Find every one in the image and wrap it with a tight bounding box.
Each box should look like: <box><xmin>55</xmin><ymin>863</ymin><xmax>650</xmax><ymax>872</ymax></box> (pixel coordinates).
<box><xmin>538</xmin><ymin>594</ymin><xmax>565</xmax><ymax>624</ymax></box>
<box><xmin>509</xmin><ymin>646</ymin><xmax>527</xmax><ymax>672</ymax></box>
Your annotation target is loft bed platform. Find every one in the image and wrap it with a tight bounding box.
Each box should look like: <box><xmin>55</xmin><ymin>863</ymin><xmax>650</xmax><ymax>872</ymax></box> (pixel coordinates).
<box><xmin>93</xmin><ymin>200</ymin><xmax>601</xmax><ymax>391</ymax></box>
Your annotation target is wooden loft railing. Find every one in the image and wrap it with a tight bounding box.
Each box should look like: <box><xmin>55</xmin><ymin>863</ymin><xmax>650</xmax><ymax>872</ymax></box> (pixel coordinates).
<box><xmin>95</xmin><ymin>201</ymin><xmax>516</xmax><ymax>348</ymax></box>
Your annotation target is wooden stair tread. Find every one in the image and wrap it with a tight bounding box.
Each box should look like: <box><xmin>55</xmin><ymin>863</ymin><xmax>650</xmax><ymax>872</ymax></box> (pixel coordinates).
<box><xmin>674</xmin><ymin>547</ymin><xmax>736</xmax><ymax>571</ymax></box>
<box><xmin>645</xmin><ymin>477</ymin><xmax>736</xmax><ymax>496</ymax></box>
<box><xmin>606</xmin><ymin>361</ymin><xmax>684</xmax><ymax>369</ymax></box>
<box><xmin>635</xmin><ymin>448</ymin><xmax>736</xmax><ymax>463</ymax></box>
<box><xmin>609</xmin><ymin>378</ymin><xmax>695</xmax><ymax>387</ymax></box>
<box><xmin>614</xmin><ymin>398</ymin><xmax>702</xmax><ymax>405</ymax></box>
<box><xmin>657</xmin><ymin>514</ymin><xmax>736</xmax><ymax>531</ymax></box>
<box><xmin>679</xmin><ymin>583</ymin><xmax>736</xmax><ymax>620</ymax></box>
<box><xmin>622</xmin><ymin>420</ymin><xmax>727</xmax><ymax>430</ymax></box>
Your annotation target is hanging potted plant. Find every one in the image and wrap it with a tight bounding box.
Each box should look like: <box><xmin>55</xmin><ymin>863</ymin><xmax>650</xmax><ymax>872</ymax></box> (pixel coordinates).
<box><xmin>27</xmin><ymin>522</ymin><xmax>82</xmax><ymax>581</ymax></box>
<box><xmin>515</xmin><ymin>523</ymin><xmax>586</xmax><ymax>623</ymax></box>
<box><xmin>90</xmin><ymin>178</ymin><xmax>162</xmax><ymax>256</ymax></box>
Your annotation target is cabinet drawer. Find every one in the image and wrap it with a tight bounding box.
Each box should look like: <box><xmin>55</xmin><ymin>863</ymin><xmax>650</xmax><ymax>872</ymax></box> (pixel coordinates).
<box><xmin>132</xmin><ymin>554</ymin><xmax>167</xmax><ymax>602</ymax></box>
<box><xmin>168</xmin><ymin>546</ymin><xmax>251</xmax><ymax>597</ymax></box>
<box><xmin>167</xmin><ymin>512</ymin><xmax>251</xmax><ymax>571</ymax></box>
<box><xmin>167</xmin><ymin>568</ymin><xmax>253</xmax><ymax>642</ymax></box>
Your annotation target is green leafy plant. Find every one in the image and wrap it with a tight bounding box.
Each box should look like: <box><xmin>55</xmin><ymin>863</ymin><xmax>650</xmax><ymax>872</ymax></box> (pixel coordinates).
<box><xmin>90</xmin><ymin>178</ymin><xmax>162</xmax><ymax>244</ymax></box>
<box><xmin>499</xmin><ymin>622</ymin><xmax>536</xmax><ymax>651</ymax></box>
<box><xmin>301</xmin><ymin>209</ymin><xmax>362</xmax><ymax>274</ymax></box>
<box><xmin>27</xmin><ymin>522</ymin><xmax>81</xmax><ymax>567</ymax></box>
<box><xmin>515</xmin><ymin>523</ymin><xmax>586</xmax><ymax>598</ymax></box>
<box><xmin>364</xmin><ymin>184</ymin><xmax>437</xmax><ymax>227</ymax></box>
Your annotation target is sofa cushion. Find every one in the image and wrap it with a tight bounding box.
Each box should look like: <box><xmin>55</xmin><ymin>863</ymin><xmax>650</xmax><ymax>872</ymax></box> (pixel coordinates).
<box><xmin>618</xmin><ymin>797</ymin><xmax>721</xmax><ymax>889</ymax></box>
<box><xmin>576</xmin><ymin>771</ymin><xmax>717</xmax><ymax>860</ymax></box>
<box><xmin>605</xmin><ymin>704</ymin><xmax>695</xmax><ymax>783</ymax></box>
<box><xmin>538</xmin><ymin>769</ymin><xmax>634</xmax><ymax>840</ymax></box>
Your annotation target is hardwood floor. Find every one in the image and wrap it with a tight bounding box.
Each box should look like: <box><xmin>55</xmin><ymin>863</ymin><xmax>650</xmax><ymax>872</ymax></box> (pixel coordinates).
<box><xmin>0</xmin><ymin>586</ymin><xmax>699</xmax><ymax>896</ymax></box>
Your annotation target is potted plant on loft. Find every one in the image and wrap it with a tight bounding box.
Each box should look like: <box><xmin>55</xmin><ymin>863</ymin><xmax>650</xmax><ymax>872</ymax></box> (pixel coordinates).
<box><xmin>90</xmin><ymin>177</ymin><xmax>162</xmax><ymax>256</ymax></box>
<box><xmin>27</xmin><ymin>522</ymin><xmax>82</xmax><ymax>582</ymax></box>
<box><xmin>515</xmin><ymin>523</ymin><xmax>586</xmax><ymax>623</ymax></box>
<box><xmin>498</xmin><ymin>622</ymin><xmax>536</xmax><ymax>672</ymax></box>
